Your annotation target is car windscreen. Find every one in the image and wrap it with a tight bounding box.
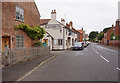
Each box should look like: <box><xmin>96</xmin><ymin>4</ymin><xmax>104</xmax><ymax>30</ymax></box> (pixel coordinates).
<box><xmin>74</xmin><ymin>43</ymin><xmax>82</xmax><ymax>46</ymax></box>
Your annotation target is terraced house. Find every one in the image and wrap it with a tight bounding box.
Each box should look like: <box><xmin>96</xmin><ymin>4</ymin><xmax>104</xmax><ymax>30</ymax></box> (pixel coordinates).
<box><xmin>1</xmin><ymin>0</ymin><xmax>41</xmax><ymax>52</ymax></box>
<box><xmin>40</xmin><ymin>9</ymin><xmax>78</xmax><ymax>50</ymax></box>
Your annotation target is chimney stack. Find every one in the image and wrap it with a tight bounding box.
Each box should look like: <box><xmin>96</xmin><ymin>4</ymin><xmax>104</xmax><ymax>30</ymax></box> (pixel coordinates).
<box><xmin>116</xmin><ymin>19</ymin><xmax>119</xmax><ymax>26</ymax></box>
<box><xmin>61</xmin><ymin>18</ymin><xmax>65</xmax><ymax>25</ymax></box>
<box><xmin>51</xmin><ymin>9</ymin><xmax>56</xmax><ymax>20</ymax></box>
<box><xmin>112</xmin><ymin>24</ymin><xmax>114</xmax><ymax>28</ymax></box>
<box><xmin>69</xmin><ymin>21</ymin><xmax>73</xmax><ymax>27</ymax></box>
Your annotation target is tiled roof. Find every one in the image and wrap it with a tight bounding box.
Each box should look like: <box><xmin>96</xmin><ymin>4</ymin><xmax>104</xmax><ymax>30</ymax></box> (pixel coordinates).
<box><xmin>77</xmin><ymin>30</ymin><xmax>83</xmax><ymax>34</ymax></box>
<box><xmin>72</xmin><ymin>28</ymin><xmax>79</xmax><ymax>33</ymax></box>
<box><xmin>40</xmin><ymin>19</ymin><xmax>51</xmax><ymax>25</ymax></box>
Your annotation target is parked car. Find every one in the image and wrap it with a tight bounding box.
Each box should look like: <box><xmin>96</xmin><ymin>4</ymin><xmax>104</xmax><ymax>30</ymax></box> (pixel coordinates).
<box><xmin>72</xmin><ymin>42</ymin><xmax>84</xmax><ymax>50</ymax></box>
<box><xmin>83</xmin><ymin>41</ymin><xmax>87</xmax><ymax>47</ymax></box>
<box><xmin>86</xmin><ymin>41</ymin><xmax>91</xmax><ymax>46</ymax></box>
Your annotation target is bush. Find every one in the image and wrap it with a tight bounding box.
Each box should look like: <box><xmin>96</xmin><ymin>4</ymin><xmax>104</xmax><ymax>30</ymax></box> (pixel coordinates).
<box><xmin>34</xmin><ymin>41</ymin><xmax>43</xmax><ymax>47</ymax></box>
<box><xmin>15</xmin><ymin>24</ymin><xmax>46</xmax><ymax>40</ymax></box>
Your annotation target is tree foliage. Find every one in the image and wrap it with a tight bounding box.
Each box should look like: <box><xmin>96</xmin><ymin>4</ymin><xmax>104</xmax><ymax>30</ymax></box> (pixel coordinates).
<box><xmin>97</xmin><ymin>31</ymin><xmax>104</xmax><ymax>40</ymax></box>
<box><xmin>110</xmin><ymin>32</ymin><xmax>120</xmax><ymax>40</ymax></box>
<box><xmin>89</xmin><ymin>31</ymin><xmax>98</xmax><ymax>41</ymax></box>
<box><xmin>15</xmin><ymin>24</ymin><xmax>46</xmax><ymax>40</ymax></box>
<box><xmin>103</xmin><ymin>27</ymin><xmax>112</xmax><ymax>33</ymax></box>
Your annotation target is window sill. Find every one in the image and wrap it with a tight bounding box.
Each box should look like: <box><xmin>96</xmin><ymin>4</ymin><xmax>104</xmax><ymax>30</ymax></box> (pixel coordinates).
<box><xmin>15</xmin><ymin>19</ymin><xmax>24</xmax><ymax>23</ymax></box>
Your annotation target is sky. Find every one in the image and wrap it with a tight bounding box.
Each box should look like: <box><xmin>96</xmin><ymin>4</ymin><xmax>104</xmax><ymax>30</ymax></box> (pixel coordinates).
<box><xmin>34</xmin><ymin>0</ymin><xmax>119</xmax><ymax>34</ymax></box>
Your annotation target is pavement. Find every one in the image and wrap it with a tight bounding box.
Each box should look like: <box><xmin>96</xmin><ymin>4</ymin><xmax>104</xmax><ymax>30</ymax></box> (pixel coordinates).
<box><xmin>2</xmin><ymin>43</ymin><xmax>120</xmax><ymax>82</ymax></box>
<box><xmin>2</xmin><ymin>53</ymin><xmax>58</xmax><ymax>81</ymax></box>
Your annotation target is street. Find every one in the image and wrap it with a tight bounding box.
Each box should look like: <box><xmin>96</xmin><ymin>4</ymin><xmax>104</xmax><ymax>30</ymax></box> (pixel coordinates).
<box><xmin>17</xmin><ymin>43</ymin><xmax>118</xmax><ymax>81</ymax></box>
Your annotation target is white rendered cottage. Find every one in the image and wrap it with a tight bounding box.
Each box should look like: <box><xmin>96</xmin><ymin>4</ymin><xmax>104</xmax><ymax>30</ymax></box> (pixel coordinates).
<box><xmin>40</xmin><ymin>9</ymin><xmax>77</xmax><ymax>50</ymax></box>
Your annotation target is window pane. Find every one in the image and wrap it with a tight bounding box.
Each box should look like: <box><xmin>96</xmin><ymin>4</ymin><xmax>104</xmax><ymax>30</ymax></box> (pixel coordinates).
<box><xmin>16</xmin><ymin>35</ymin><xmax>24</xmax><ymax>48</ymax></box>
<box><xmin>16</xmin><ymin>6</ymin><xmax>24</xmax><ymax>22</ymax></box>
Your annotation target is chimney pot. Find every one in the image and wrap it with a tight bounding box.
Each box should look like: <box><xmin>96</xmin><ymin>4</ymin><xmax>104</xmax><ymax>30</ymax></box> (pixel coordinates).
<box><xmin>69</xmin><ymin>21</ymin><xmax>73</xmax><ymax>27</ymax></box>
<box><xmin>61</xmin><ymin>18</ymin><xmax>65</xmax><ymax>25</ymax></box>
<box><xmin>54</xmin><ymin>9</ymin><xmax>56</xmax><ymax>14</ymax></box>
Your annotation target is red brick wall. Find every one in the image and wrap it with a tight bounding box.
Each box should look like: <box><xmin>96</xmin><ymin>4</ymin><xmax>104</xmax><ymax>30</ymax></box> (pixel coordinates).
<box><xmin>2</xmin><ymin>2</ymin><xmax>40</xmax><ymax>48</ymax></box>
<box><xmin>106</xmin><ymin>20</ymin><xmax>120</xmax><ymax>41</ymax></box>
<box><xmin>80</xmin><ymin>33</ymin><xmax>83</xmax><ymax>42</ymax></box>
<box><xmin>109</xmin><ymin>40</ymin><xmax>120</xmax><ymax>48</ymax></box>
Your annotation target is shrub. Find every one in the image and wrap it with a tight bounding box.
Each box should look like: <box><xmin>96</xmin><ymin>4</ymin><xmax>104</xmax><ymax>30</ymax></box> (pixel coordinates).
<box><xmin>34</xmin><ymin>41</ymin><xmax>43</xmax><ymax>47</ymax></box>
<box><xmin>15</xmin><ymin>24</ymin><xmax>46</xmax><ymax>40</ymax></box>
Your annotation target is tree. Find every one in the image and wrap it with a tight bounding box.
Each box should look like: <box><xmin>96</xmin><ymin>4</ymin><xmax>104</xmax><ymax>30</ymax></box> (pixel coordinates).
<box><xmin>103</xmin><ymin>27</ymin><xmax>112</xmax><ymax>33</ymax></box>
<box><xmin>97</xmin><ymin>31</ymin><xmax>104</xmax><ymax>40</ymax></box>
<box><xmin>89</xmin><ymin>31</ymin><xmax>98</xmax><ymax>41</ymax></box>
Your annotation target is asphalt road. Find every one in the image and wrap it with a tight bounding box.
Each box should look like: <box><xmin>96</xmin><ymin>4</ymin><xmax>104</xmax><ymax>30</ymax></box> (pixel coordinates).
<box><xmin>19</xmin><ymin>43</ymin><xmax>119</xmax><ymax>81</ymax></box>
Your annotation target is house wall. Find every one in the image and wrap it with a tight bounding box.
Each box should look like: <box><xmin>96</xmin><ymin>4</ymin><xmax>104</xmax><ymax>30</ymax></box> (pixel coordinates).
<box><xmin>2</xmin><ymin>2</ymin><xmax>40</xmax><ymax>50</ymax></box>
<box><xmin>42</xmin><ymin>33</ymin><xmax>53</xmax><ymax>50</ymax></box>
<box><xmin>43</xmin><ymin>24</ymin><xmax>64</xmax><ymax>50</ymax></box>
<box><xmin>101</xmin><ymin>20</ymin><xmax>120</xmax><ymax>47</ymax></box>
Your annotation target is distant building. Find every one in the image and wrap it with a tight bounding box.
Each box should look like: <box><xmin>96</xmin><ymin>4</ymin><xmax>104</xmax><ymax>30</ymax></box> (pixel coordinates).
<box><xmin>103</xmin><ymin>19</ymin><xmax>120</xmax><ymax>46</ymax></box>
<box><xmin>77</xmin><ymin>29</ymin><xmax>85</xmax><ymax>42</ymax></box>
<box><xmin>85</xmin><ymin>34</ymin><xmax>89</xmax><ymax>41</ymax></box>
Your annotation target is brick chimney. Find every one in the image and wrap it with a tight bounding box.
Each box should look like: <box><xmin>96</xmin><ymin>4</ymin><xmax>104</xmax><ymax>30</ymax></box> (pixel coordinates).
<box><xmin>69</xmin><ymin>21</ymin><xmax>73</xmax><ymax>27</ymax></box>
<box><xmin>61</xmin><ymin>18</ymin><xmax>65</xmax><ymax>25</ymax></box>
<box><xmin>69</xmin><ymin>21</ymin><xmax>73</xmax><ymax>29</ymax></box>
<box><xmin>66</xmin><ymin>23</ymin><xmax>70</xmax><ymax>29</ymax></box>
<box><xmin>112</xmin><ymin>24</ymin><xmax>114</xmax><ymax>28</ymax></box>
<box><xmin>116</xmin><ymin>19</ymin><xmax>119</xmax><ymax>26</ymax></box>
<box><xmin>51</xmin><ymin>9</ymin><xmax>56</xmax><ymax>20</ymax></box>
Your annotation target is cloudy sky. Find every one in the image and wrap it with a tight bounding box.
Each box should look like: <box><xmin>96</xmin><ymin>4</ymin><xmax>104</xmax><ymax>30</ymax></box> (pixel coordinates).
<box><xmin>34</xmin><ymin>0</ymin><xmax>119</xmax><ymax>34</ymax></box>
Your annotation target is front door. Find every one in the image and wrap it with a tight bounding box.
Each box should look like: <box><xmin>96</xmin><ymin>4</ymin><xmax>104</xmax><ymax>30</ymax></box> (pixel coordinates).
<box><xmin>2</xmin><ymin>36</ymin><xmax>10</xmax><ymax>52</ymax></box>
<box><xmin>43</xmin><ymin>39</ymin><xmax>48</xmax><ymax>46</ymax></box>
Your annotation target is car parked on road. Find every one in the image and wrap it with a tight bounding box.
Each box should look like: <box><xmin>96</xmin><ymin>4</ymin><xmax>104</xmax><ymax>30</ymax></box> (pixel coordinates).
<box><xmin>83</xmin><ymin>41</ymin><xmax>87</xmax><ymax>47</ymax></box>
<box><xmin>72</xmin><ymin>42</ymin><xmax>84</xmax><ymax>50</ymax></box>
<box><xmin>86</xmin><ymin>41</ymin><xmax>91</xmax><ymax>46</ymax></box>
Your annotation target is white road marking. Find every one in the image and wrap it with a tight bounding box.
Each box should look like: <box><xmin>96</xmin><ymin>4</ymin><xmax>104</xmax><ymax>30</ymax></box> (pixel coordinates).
<box><xmin>100</xmin><ymin>55</ymin><xmax>109</xmax><ymax>63</ymax></box>
<box><xmin>92</xmin><ymin>45</ymin><xmax>109</xmax><ymax>63</ymax></box>
<box><xmin>92</xmin><ymin>44</ymin><xmax>120</xmax><ymax>71</ymax></box>
<box><xmin>117</xmin><ymin>68</ymin><xmax>120</xmax><ymax>71</ymax></box>
<box><xmin>17</xmin><ymin>55</ymin><xmax>58</xmax><ymax>81</ymax></box>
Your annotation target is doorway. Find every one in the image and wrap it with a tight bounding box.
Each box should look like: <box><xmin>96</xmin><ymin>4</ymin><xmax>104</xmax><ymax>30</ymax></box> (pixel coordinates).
<box><xmin>43</xmin><ymin>39</ymin><xmax>48</xmax><ymax>46</ymax></box>
<box><xmin>2</xmin><ymin>36</ymin><xmax>10</xmax><ymax>52</ymax></box>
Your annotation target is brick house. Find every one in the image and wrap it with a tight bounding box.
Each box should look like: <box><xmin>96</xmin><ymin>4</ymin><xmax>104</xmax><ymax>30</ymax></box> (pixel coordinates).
<box><xmin>103</xmin><ymin>19</ymin><xmax>120</xmax><ymax>47</ymax></box>
<box><xmin>77</xmin><ymin>29</ymin><xmax>85</xmax><ymax>42</ymax></box>
<box><xmin>1</xmin><ymin>0</ymin><xmax>41</xmax><ymax>52</ymax></box>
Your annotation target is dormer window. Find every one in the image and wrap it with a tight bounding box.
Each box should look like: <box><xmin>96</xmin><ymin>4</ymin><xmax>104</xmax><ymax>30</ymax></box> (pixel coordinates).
<box><xmin>16</xmin><ymin>6</ymin><xmax>24</xmax><ymax>22</ymax></box>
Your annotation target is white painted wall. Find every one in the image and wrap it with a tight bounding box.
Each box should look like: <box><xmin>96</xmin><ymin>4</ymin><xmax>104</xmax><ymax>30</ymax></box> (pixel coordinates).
<box><xmin>42</xmin><ymin>33</ymin><xmax>53</xmax><ymax>50</ymax></box>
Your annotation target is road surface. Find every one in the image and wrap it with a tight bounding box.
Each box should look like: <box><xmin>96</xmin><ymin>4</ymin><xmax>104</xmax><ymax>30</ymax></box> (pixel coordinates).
<box><xmin>16</xmin><ymin>43</ymin><xmax>120</xmax><ymax>81</ymax></box>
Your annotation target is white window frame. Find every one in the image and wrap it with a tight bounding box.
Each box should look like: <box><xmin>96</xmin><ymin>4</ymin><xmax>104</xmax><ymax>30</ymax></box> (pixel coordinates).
<box><xmin>58</xmin><ymin>39</ymin><xmax>63</xmax><ymax>45</ymax></box>
<box><xmin>16</xmin><ymin>6</ymin><xmax>24</xmax><ymax>22</ymax></box>
<box><xmin>16</xmin><ymin>35</ymin><xmax>24</xmax><ymax>48</ymax></box>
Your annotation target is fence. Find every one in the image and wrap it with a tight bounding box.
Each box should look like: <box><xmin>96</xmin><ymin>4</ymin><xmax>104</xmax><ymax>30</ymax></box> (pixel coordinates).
<box><xmin>1</xmin><ymin>46</ymin><xmax>50</xmax><ymax>66</ymax></box>
<box><xmin>99</xmin><ymin>40</ymin><xmax>120</xmax><ymax>48</ymax></box>
<box><xmin>109</xmin><ymin>40</ymin><xmax>120</xmax><ymax>47</ymax></box>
